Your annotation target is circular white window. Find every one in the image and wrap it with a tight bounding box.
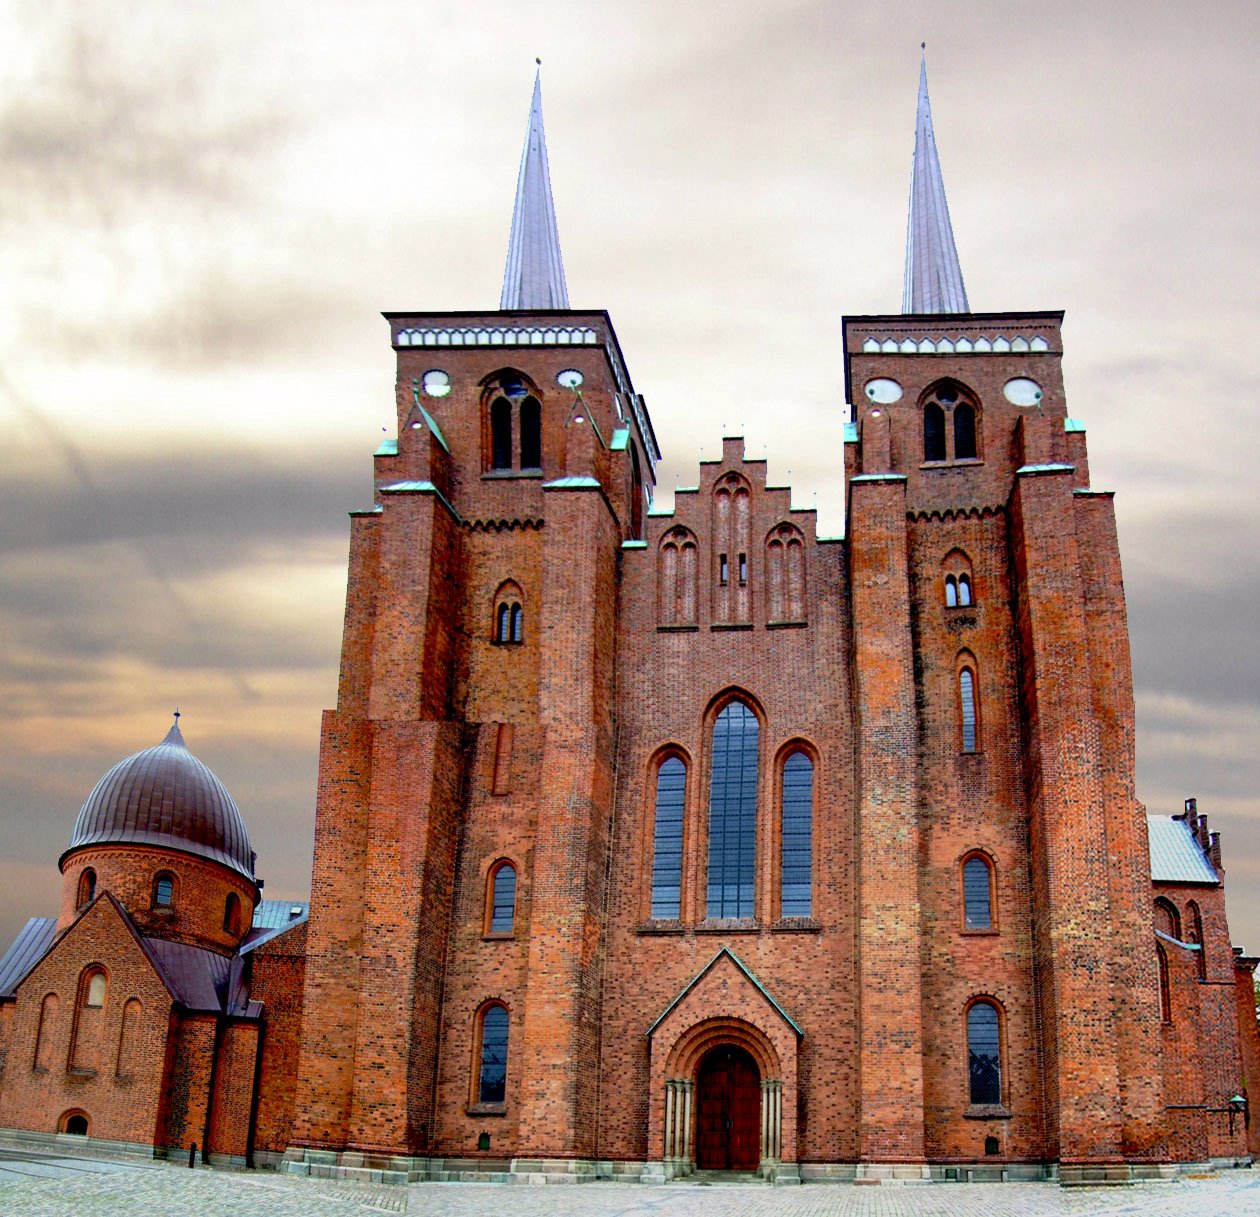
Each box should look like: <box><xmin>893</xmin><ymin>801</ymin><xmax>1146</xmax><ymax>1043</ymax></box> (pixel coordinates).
<box><xmin>864</xmin><ymin>378</ymin><xmax>903</xmax><ymax>404</ymax></box>
<box><xmin>422</xmin><ymin>370</ymin><xmax>451</xmax><ymax>398</ymax></box>
<box><xmin>557</xmin><ymin>368</ymin><xmax>584</xmax><ymax>390</ymax></box>
<box><xmin>1003</xmin><ymin>377</ymin><xmax>1042</xmax><ymax>406</ymax></box>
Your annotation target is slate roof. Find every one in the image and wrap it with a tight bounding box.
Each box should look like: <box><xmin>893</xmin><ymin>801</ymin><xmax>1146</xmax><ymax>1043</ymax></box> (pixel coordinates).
<box><xmin>1148</xmin><ymin>815</ymin><xmax>1220</xmax><ymax>885</ymax></box>
<box><xmin>0</xmin><ymin>918</ymin><xmax>56</xmax><ymax>998</ymax></box>
<box><xmin>242</xmin><ymin>898</ymin><xmax>309</xmax><ymax>954</ymax></box>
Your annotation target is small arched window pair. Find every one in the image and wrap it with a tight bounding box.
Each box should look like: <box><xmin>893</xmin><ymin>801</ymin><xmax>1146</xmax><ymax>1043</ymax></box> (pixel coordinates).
<box><xmin>945</xmin><ymin>573</ymin><xmax>972</xmax><ymax>607</ymax></box>
<box><xmin>493</xmin><ymin>581</ymin><xmax>524</xmax><ymax>644</ymax></box>
<box><xmin>923</xmin><ymin>382</ymin><xmax>980</xmax><ymax>463</ymax></box>
<box><xmin>485</xmin><ymin>370</ymin><xmax>542</xmax><ymax>472</ymax></box>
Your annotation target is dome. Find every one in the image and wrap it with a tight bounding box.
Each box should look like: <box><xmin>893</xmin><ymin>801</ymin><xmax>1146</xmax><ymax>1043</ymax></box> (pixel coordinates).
<box><xmin>62</xmin><ymin>717</ymin><xmax>255</xmax><ymax>882</ymax></box>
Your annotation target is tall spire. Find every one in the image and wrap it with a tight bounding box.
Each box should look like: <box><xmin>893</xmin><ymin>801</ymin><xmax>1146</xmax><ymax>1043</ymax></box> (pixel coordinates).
<box><xmin>902</xmin><ymin>50</ymin><xmax>969</xmax><ymax>314</ymax></box>
<box><xmin>500</xmin><ymin>64</ymin><xmax>569</xmax><ymax>311</ymax></box>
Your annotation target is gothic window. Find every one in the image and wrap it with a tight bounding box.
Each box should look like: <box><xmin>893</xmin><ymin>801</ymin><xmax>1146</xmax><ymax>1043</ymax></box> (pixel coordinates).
<box><xmin>223</xmin><ymin>892</ymin><xmax>242</xmax><ymax>936</ymax></box>
<box><xmin>780</xmin><ymin>751</ymin><xmax>813</xmax><ymax>918</ymax></box>
<box><xmin>153</xmin><ymin>873</ymin><xmax>174</xmax><ymax>909</ymax></box>
<box><xmin>923</xmin><ymin>401</ymin><xmax>946</xmax><ymax>461</ymax></box>
<box><xmin>943</xmin><ymin>550</ymin><xmax>975</xmax><ymax>609</ymax></box>
<box><xmin>922</xmin><ymin>381</ymin><xmax>981</xmax><ymax>464</ymax></box>
<box><xmin>77</xmin><ymin>868</ymin><xmax>96</xmax><ymax>910</ymax></box>
<box><xmin>1154</xmin><ymin>897</ymin><xmax>1180</xmax><ymax>940</ymax></box>
<box><xmin>957</xmin><ymin>659</ymin><xmax>979</xmax><ymax>753</ymax></box>
<box><xmin>658</xmin><ymin>528</ymin><xmax>698</xmax><ymax>626</ymax></box>
<box><xmin>476</xmin><ymin>1003</ymin><xmax>510</xmax><ymax>1105</ymax></box>
<box><xmin>493</xmin><ymin>582</ymin><xmax>524</xmax><ymax>644</ymax></box>
<box><xmin>767</xmin><ymin>524</ymin><xmax>806</xmax><ymax>622</ymax></box>
<box><xmin>1186</xmin><ymin>901</ymin><xmax>1206</xmax><ymax>980</ymax></box>
<box><xmin>70</xmin><ymin>967</ymin><xmax>107</xmax><ymax>1073</ymax></box>
<box><xmin>650</xmin><ymin>756</ymin><xmax>686</xmax><ymax>919</ymax></box>
<box><xmin>115</xmin><ymin>998</ymin><xmax>141</xmax><ymax>1079</ymax></box>
<box><xmin>1157</xmin><ymin>944</ymin><xmax>1172</xmax><ymax>1022</ymax></box>
<box><xmin>967</xmin><ymin>1000</ymin><xmax>1002</xmax><ymax>1105</ymax></box>
<box><xmin>491</xmin><ymin>397</ymin><xmax>513</xmax><ymax>470</ymax></box>
<box><xmin>33</xmin><ymin>993</ymin><xmax>58</xmax><ymax>1072</ymax></box>
<box><xmin>519</xmin><ymin>396</ymin><xmax>541</xmax><ymax>469</ymax></box>
<box><xmin>957</xmin><ymin>574</ymin><xmax>972</xmax><ymax>606</ymax></box>
<box><xmin>487</xmin><ymin>862</ymin><xmax>517</xmax><ymax>934</ymax></box>
<box><xmin>706</xmin><ymin>699</ymin><xmax>759</xmax><ymax>919</ymax></box>
<box><xmin>962</xmin><ymin>854</ymin><xmax>994</xmax><ymax>930</ymax></box>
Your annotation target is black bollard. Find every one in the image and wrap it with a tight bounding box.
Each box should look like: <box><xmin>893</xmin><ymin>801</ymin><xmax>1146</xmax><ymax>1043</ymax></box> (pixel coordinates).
<box><xmin>188</xmin><ymin>1141</ymin><xmax>197</xmax><ymax>1168</ymax></box>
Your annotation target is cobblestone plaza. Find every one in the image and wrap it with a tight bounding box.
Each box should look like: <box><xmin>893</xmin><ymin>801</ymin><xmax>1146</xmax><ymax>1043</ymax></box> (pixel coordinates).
<box><xmin>2</xmin><ymin>1151</ymin><xmax>1259</xmax><ymax>1217</ymax></box>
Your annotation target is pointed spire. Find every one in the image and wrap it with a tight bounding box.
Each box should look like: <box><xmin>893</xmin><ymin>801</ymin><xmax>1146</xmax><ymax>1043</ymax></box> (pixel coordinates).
<box><xmin>500</xmin><ymin>63</ymin><xmax>569</xmax><ymax>311</ymax></box>
<box><xmin>161</xmin><ymin>710</ymin><xmax>186</xmax><ymax>749</ymax></box>
<box><xmin>902</xmin><ymin>49</ymin><xmax>969</xmax><ymax>314</ymax></box>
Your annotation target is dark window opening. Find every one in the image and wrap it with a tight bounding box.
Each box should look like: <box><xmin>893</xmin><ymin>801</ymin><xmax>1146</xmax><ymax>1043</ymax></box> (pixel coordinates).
<box><xmin>478</xmin><ymin>1006</ymin><xmax>509</xmax><ymax>1104</ymax></box>
<box><xmin>924</xmin><ymin>402</ymin><xmax>946</xmax><ymax>461</ymax></box>
<box><xmin>511</xmin><ymin>603</ymin><xmax>523</xmax><ymax>643</ymax></box>
<box><xmin>519</xmin><ymin>396</ymin><xmax>541</xmax><ymax>469</ymax></box>
<box><xmin>64</xmin><ymin>1114</ymin><xmax>88</xmax><ymax>1136</ymax></box>
<box><xmin>954</xmin><ymin>402</ymin><xmax>977</xmax><ymax>459</ymax></box>
<box><xmin>490</xmin><ymin>397</ymin><xmax>513</xmax><ymax>470</ymax></box>
<box><xmin>489</xmin><ymin>864</ymin><xmax>516</xmax><ymax>933</ymax></box>
<box><xmin>650</xmin><ymin>757</ymin><xmax>686</xmax><ymax>919</ymax></box>
<box><xmin>780</xmin><ymin>752</ymin><xmax>813</xmax><ymax>917</ymax></box>
<box><xmin>963</xmin><ymin>857</ymin><xmax>993</xmax><ymax>929</ymax></box>
<box><xmin>967</xmin><ymin>1002</ymin><xmax>1001</xmax><ymax>1105</ymax></box>
<box><xmin>707</xmin><ymin>701</ymin><xmax>759</xmax><ymax>919</ymax></box>
<box><xmin>495</xmin><ymin>601</ymin><xmax>522</xmax><ymax>644</ymax></box>
<box><xmin>77</xmin><ymin>869</ymin><xmax>96</xmax><ymax>910</ymax></box>
<box><xmin>223</xmin><ymin>893</ymin><xmax>242</xmax><ymax>935</ymax></box>
<box><xmin>737</xmin><ymin>553</ymin><xmax>747</xmax><ymax>585</ymax></box>
<box><xmin>1157</xmin><ymin>945</ymin><xmax>1172</xmax><ymax>1022</ymax></box>
<box><xmin>984</xmin><ymin>1135</ymin><xmax>1000</xmax><ymax>1156</ymax></box>
<box><xmin>478</xmin><ymin>1132</ymin><xmax>491</xmax><ymax>1151</ymax></box>
<box><xmin>719</xmin><ymin>554</ymin><xmax>729</xmax><ymax>586</ymax></box>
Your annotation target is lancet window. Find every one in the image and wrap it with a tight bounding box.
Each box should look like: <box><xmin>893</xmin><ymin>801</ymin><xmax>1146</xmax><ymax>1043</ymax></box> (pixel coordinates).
<box><xmin>967</xmin><ymin>1000</ymin><xmax>1002</xmax><ymax>1105</ymax></box>
<box><xmin>922</xmin><ymin>381</ymin><xmax>981</xmax><ymax>464</ymax></box>
<box><xmin>649</xmin><ymin>756</ymin><xmax>686</xmax><ymax>919</ymax></box>
<box><xmin>477</xmin><ymin>1003</ymin><xmax>510</xmax><ymax>1105</ymax></box>
<box><xmin>483</xmin><ymin>369</ymin><xmax>543</xmax><ymax>473</ymax></box>
<box><xmin>780</xmin><ymin>751</ymin><xmax>813</xmax><ymax>917</ymax></box>
<box><xmin>658</xmin><ymin>528</ymin><xmax>698</xmax><ymax>626</ymax></box>
<box><xmin>706</xmin><ymin>699</ymin><xmax>759</xmax><ymax>919</ymax></box>
<box><xmin>767</xmin><ymin>524</ymin><xmax>806</xmax><ymax>622</ymax></box>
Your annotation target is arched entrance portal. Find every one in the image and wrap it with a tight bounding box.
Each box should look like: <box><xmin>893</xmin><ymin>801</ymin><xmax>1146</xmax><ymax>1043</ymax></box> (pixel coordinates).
<box><xmin>695</xmin><ymin>1044</ymin><xmax>761</xmax><ymax>1170</ymax></box>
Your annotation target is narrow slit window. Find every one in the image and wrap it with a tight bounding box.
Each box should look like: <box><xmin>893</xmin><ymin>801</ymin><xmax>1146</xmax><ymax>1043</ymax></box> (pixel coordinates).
<box><xmin>737</xmin><ymin>553</ymin><xmax>747</xmax><ymax>585</ymax></box>
<box><xmin>780</xmin><ymin>753</ymin><xmax>813</xmax><ymax>917</ymax></box>
<box><xmin>924</xmin><ymin>402</ymin><xmax>946</xmax><ymax>461</ymax></box>
<box><xmin>650</xmin><ymin>757</ymin><xmax>686</xmax><ymax>919</ymax></box>
<box><xmin>958</xmin><ymin>574</ymin><xmax>972</xmax><ymax>606</ymax></box>
<box><xmin>945</xmin><ymin>576</ymin><xmax>958</xmax><ymax>607</ymax></box>
<box><xmin>496</xmin><ymin>604</ymin><xmax>511</xmax><ymax>642</ymax></box>
<box><xmin>954</xmin><ymin>401</ymin><xmax>977</xmax><ymax>460</ymax></box>
<box><xmin>719</xmin><ymin>554</ymin><xmax>729</xmax><ymax>586</ymax></box>
<box><xmin>490</xmin><ymin>397</ymin><xmax>513</xmax><ymax>470</ymax></box>
<box><xmin>1157</xmin><ymin>945</ymin><xmax>1172</xmax><ymax>1022</ymax></box>
<box><xmin>519</xmin><ymin>396</ymin><xmax>542</xmax><ymax>469</ymax></box>
<box><xmin>510</xmin><ymin>603</ymin><xmax>523</xmax><ymax>643</ymax></box>
<box><xmin>967</xmin><ymin>1002</ymin><xmax>1001</xmax><ymax>1105</ymax></box>
<box><xmin>959</xmin><ymin>669</ymin><xmax>978</xmax><ymax>752</ymax></box>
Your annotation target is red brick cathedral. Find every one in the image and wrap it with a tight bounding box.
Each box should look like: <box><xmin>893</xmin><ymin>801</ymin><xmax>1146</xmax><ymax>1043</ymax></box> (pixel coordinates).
<box><xmin>2</xmin><ymin>63</ymin><xmax>1258</xmax><ymax>1185</ymax></box>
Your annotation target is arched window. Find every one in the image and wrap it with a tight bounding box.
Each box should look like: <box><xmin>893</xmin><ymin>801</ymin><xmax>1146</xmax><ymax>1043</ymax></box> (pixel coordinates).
<box><xmin>923</xmin><ymin>401</ymin><xmax>946</xmax><ymax>461</ymax></box>
<box><xmin>967</xmin><ymin>1001</ymin><xmax>1002</xmax><ymax>1105</ymax></box>
<box><xmin>493</xmin><ymin>582</ymin><xmax>524</xmax><ymax>644</ymax></box>
<box><xmin>780</xmin><ymin>752</ymin><xmax>813</xmax><ymax>917</ymax></box>
<box><xmin>1186</xmin><ymin>901</ymin><xmax>1206</xmax><ymax>980</ymax></box>
<box><xmin>958</xmin><ymin>665</ymin><xmax>979</xmax><ymax>753</ymax></box>
<box><xmin>945</xmin><ymin>575</ymin><xmax>958</xmax><ymax>607</ymax></box>
<box><xmin>86</xmin><ymin>973</ymin><xmax>106</xmax><ymax>1007</ymax></box>
<box><xmin>713</xmin><ymin>474</ymin><xmax>751</xmax><ymax>625</ymax></box>
<box><xmin>519</xmin><ymin>396</ymin><xmax>542</xmax><ymax>469</ymax></box>
<box><xmin>223</xmin><ymin>893</ymin><xmax>242</xmax><ymax>936</ymax></box>
<box><xmin>153</xmin><ymin>873</ymin><xmax>174</xmax><ymax>909</ymax></box>
<box><xmin>1154</xmin><ymin>897</ymin><xmax>1180</xmax><ymax>940</ymax></box>
<box><xmin>77</xmin><ymin>869</ymin><xmax>96</xmax><ymax>910</ymax></box>
<box><xmin>943</xmin><ymin>550</ymin><xmax>976</xmax><ymax>608</ymax></box>
<box><xmin>71</xmin><ymin>968</ymin><xmax>107</xmax><ymax>1072</ymax></box>
<box><xmin>923</xmin><ymin>381</ymin><xmax>981</xmax><ymax>463</ymax></box>
<box><xmin>490</xmin><ymin>397</ymin><xmax>513</xmax><ymax>470</ymax></box>
<box><xmin>650</xmin><ymin>756</ymin><xmax>686</xmax><ymax>919</ymax></box>
<box><xmin>34</xmin><ymin>992</ymin><xmax>59</xmax><ymax>1072</ymax></box>
<box><xmin>115</xmin><ymin>998</ymin><xmax>142</xmax><ymax>1078</ymax></box>
<box><xmin>767</xmin><ymin>524</ymin><xmax>806</xmax><ymax>623</ymax></box>
<box><xmin>61</xmin><ymin>1111</ymin><xmax>89</xmax><ymax>1136</ymax></box>
<box><xmin>1157</xmin><ymin>944</ymin><xmax>1172</xmax><ymax>1022</ymax></box>
<box><xmin>962</xmin><ymin>855</ymin><xmax>994</xmax><ymax>930</ymax></box>
<box><xmin>954</xmin><ymin>401</ymin><xmax>977</xmax><ymax>459</ymax></box>
<box><xmin>707</xmin><ymin>700</ymin><xmax>759</xmax><ymax>919</ymax></box>
<box><xmin>957</xmin><ymin>573</ymin><xmax>972</xmax><ymax>606</ymax></box>
<box><xmin>477</xmin><ymin>1004</ymin><xmax>510</xmax><ymax>1105</ymax></box>
<box><xmin>487</xmin><ymin>862</ymin><xmax>516</xmax><ymax>934</ymax></box>
<box><xmin>658</xmin><ymin>528</ymin><xmax>698</xmax><ymax>626</ymax></box>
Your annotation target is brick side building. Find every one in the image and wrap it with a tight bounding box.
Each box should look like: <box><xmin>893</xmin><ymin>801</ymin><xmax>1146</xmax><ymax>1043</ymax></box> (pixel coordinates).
<box><xmin>1</xmin><ymin>62</ymin><xmax>1257</xmax><ymax>1185</ymax></box>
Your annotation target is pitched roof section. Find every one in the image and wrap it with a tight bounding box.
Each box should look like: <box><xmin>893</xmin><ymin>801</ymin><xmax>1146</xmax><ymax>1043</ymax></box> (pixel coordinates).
<box><xmin>0</xmin><ymin>917</ymin><xmax>56</xmax><ymax>998</ymax></box>
<box><xmin>500</xmin><ymin>68</ymin><xmax>569</xmax><ymax>311</ymax></box>
<box><xmin>646</xmin><ymin>946</ymin><xmax>803</xmax><ymax>1039</ymax></box>
<box><xmin>902</xmin><ymin>54</ymin><xmax>969</xmax><ymax>314</ymax></box>
<box><xmin>1148</xmin><ymin>815</ymin><xmax>1221</xmax><ymax>885</ymax></box>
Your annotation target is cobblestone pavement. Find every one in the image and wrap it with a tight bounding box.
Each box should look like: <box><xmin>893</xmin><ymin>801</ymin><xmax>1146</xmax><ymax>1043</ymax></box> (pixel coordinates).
<box><xmin>0</xmin><ymin>1157</ymin><xmax>1258</xmax><ymax>1217</ymax></box>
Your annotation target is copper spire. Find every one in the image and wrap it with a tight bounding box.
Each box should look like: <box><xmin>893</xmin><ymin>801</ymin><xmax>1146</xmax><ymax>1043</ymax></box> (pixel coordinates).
<box><xmin>500</xmin><ymin>64</ymin><xmax>569</xmax><ymax>310</ymax></box>
<box><xmin>902</xmin><ymin>50</ymin><xmax>969</xmax><ymax>314</ymax></box>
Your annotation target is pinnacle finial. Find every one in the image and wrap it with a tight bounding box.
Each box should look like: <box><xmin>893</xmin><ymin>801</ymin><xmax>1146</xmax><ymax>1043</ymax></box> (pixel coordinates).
<box><xmin>500</xmin><ymin>66</ymin><xmax>569</xmax><ymax>310</ymax></box>
<box><xmin>902</xmin><ymin>52</ymin><xmax>969</xmax><ymax>313</ymax></box>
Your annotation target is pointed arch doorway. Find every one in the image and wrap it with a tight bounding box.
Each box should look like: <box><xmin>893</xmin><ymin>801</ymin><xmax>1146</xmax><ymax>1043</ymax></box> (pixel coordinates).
<box><xmin>695</xmin><ymin>1044</ymin><xmax>761</xmax><ymax>1170</ymax></box>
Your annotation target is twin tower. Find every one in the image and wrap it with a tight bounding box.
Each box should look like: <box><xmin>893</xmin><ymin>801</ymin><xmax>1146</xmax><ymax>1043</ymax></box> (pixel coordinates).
<box><xmin>282</xmin><ymin>62</ymin><xmax>1260</xmax><ymax>1183</ymax></box>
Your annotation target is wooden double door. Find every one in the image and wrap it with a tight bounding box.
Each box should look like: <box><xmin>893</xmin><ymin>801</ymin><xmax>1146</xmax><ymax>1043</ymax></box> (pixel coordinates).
<box><xmin>694</xmin><ymin>1045</ymin><xmax>761</xmax><ymax>1170</ymax></box>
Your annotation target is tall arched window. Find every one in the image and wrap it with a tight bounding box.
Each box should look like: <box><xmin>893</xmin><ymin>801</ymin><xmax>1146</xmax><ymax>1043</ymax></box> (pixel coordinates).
<box><xmin>33</xmin><ymin>992</ymin><xmax>59</xmax><ymax>1072</ymax></box>
<box><xmin>967</xmin><ymin>1001</ymin><xmax>1002</xmax><ymax>1105</ymax></box>
<box><xmin>477</xmin><ymin>1004</ymin><xmax>510</xmax><ymax>1105</ymax></box>
<box><xmin>1186</xmin><ymin>901</ymin><xmax>1206</xmax><ymax>980</ymax></box>
<box><xmin>957</xmin><ymin>573</ymin><xmax>972</xmax><ymax>606</ymax></box>
<box><xmin>77</xmin><ymin>869</ymin><xmax>96</xmax><ymax>910</ymax></box>
<box><xmin>153</xmin><ymin>873</ymin><xmax>174</xmax><ymax>909</ymax></box>
<box><xmin>713</xmin><ymin>474</ymin><xmax>751</xmax><ymax>625</ymax></box>
<box><xmin>1157</xmin><ymin>944</ymin><xmax>1172</xmax><ymax>1022</ymax></box>
<box><xmin>519</xmin><ymin>396</ymin><xmax>542</xmax><ymax>469</ymax></box>
<box><xmin>223</xmin><ymin>892</ymin><xmax>242</xmax><ymax>936</ymax></box>
<box><xmin>650</xmin><ymin>757</ymin><xmax>686</xmax><ymax>919</ymax></box>
<box><xmin>780</xmin><ymin>752</ymin><xmax>813</xmax><ymax>917</ymax></box>
<box><xmin>115</xmin><ymin>998</ymin><xmax>142</xmax><ymax>1078</ymax></box>
<box><xmin>923</xmin><ymin>401</ymin><xmax>946</xmax><ymax>461</ymax></box>
<box><xmin>629</xmin><ymin>441</ymin><xmax>644</xmax><ymax>539</ymax></box>
<box><xmin>658</xmin><ymin>527</ymin><xmax>698</xmax><ymax>626</ymax></box>
<box><xmin>767</xmin><ymin>524</ymin><xmax>806</xmax><ymax>623</ymax></box>
<box><xmin>958</xmin><ymin>664</ymin><xmax>979</xmax><ymax>753</ymax></box>
<box><xmin>70</xmin><ymin>967</ymin><xmax>107</xmax><ymax>1073</ymax></box>
<box><xmin>962</xmin><ymin>855</ymin><xmax>994</xmax><ymax>930</ymax></box>
<box><xmin>490</xmin><ymin>397</ymin><xmax>513</xmax><ymax>470</ymax></box>
<box><xmin>1154</xmin><ymin>897</ymin><xmax>1180</xmax><ymax>940</ymax></box>
<box><xmin>707</xmin><ymin>700</ymin><xmax>759</xmax><ymax>919</ymax></box>
<box><xmin>487</xmin><ymin>862</ymin><xmax>517</xmax><ymax>934</ymax></box>
<box><xmin>954</xmin><ymin>401</ymin><xmax>977</xmax><ymax>459</ymax></box>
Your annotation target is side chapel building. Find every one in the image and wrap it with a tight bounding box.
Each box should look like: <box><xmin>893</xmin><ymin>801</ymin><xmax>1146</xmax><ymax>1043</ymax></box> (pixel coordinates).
<box><xmin>1</xmin><ymin>61</ymin><xmax>1258</xmax><ymax>1185</ymax></box>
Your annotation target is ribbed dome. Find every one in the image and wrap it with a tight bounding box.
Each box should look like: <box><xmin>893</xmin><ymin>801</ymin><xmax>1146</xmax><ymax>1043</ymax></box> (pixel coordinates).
<box><xmin>63</xmin><ymin>718</ymin><xmax>254</xmax><ymax>881</ymax></box>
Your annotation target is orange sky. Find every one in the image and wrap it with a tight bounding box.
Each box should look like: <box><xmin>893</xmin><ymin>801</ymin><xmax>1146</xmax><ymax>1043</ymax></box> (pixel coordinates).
<box><xmin>1</xmin><ymin>0</ymin><xmax>1258</xmax><ymax>952</ymax></box>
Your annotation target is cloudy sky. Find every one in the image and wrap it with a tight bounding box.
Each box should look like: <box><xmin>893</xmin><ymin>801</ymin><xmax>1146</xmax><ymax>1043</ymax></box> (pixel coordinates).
<box><xmin>1</xmin><ymin>0</ymin><xmax>1257</xmax><ymax>952</ymax></box>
